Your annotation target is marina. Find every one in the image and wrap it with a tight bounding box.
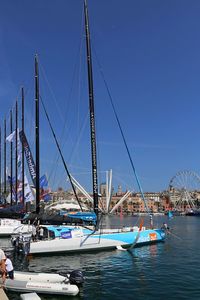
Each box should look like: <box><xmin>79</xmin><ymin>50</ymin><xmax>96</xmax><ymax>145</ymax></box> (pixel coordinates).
<box><xmin>0</xmin><ymin>0</ymin><xmax>200</xmax><ymax>299</ymax></box>
<box><xmin>0</xmin><ymin>215</ymin><xmax>200</xmax><ymax>300</ymax></box>
<box><xmin>1</xmin><ymin>0</ymin><xmax>166</xmax><ymax>260</ymax></box>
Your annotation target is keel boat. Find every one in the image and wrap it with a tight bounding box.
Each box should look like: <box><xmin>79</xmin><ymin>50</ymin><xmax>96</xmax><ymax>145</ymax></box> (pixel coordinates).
<box><xmin>11</xmin><ymin>224</ymin><xmax>165</xmax><ymax>255</ymax></box>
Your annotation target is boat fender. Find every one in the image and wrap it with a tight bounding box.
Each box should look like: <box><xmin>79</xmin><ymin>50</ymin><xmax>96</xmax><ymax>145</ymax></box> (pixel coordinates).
<box><xmin>116</xmin><ymin>245</ymin><xmax>127</xmax><ymax>251</ymax></box>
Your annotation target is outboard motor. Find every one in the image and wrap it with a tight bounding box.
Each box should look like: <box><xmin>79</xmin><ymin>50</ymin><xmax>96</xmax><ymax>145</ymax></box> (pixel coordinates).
<box><xmin>69</xmin><ymin>270</ymin><xmax>84</xmax><ymax>285</ymax></box>
<box><xmin>11</xmin><ymin>233</ymin><xmax>31</xmax><ymax>255</ymax></box>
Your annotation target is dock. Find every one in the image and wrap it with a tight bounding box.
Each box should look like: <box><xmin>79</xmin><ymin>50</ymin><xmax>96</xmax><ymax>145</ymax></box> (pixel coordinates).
<box><xmin>0</xmin><ymin>288</ymin><xmax>9</xmax><ymax>300</ymax></box>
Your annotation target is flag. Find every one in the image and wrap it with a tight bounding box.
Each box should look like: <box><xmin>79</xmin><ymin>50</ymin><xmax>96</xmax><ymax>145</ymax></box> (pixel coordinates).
<box><xmin>39</xmin><ymin>174</ymin><xmax>51</xmax><ymax>202</ymax></box>
<box><xmin>40</xmin><ymin>187</ymin><xmax>51</xmax><ymax>202</ymax></box>
<box><xmin>40</xmin><ymin>174</ymin><xmax>48</xmax><ymax>188</ymax></box>
<box><xmin>23</xmin><ymin>175</ymin><xmax>35</xmax><ymax>203</ymax></box>
<box><xmin>8</xmin><ymin>128</ymin><xmax>35</xmax><ymax>203</ymax></box>
<box><xmin>6</xmin><ymin>130</ymin><xmax>16</xmax><ymax>142</ymax></box>
<box><xmin>43</xmin><ymin>193</ymin><xmax>52</xmax><ymax>202</ymax></box>
<box><xmin>7</xmin><ymin>176</ymin><xmax>17</xmax><ymax>203</ymax></box>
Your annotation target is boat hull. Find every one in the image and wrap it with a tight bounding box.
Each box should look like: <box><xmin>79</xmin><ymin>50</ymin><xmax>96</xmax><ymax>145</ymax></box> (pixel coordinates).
<box><xmin>0</xmin><ymin>219</ymin><xmax>32</xmax><ymax>237</ymax></box>
<box><xmin>0</xmin><ymin>271</ymin><xmax>79</xmax><ymax>296</ymax></box>
<box><xmin>27</xmin><ymin>228</ymin><xmax>165</xmax><ymax>255</ymax></box>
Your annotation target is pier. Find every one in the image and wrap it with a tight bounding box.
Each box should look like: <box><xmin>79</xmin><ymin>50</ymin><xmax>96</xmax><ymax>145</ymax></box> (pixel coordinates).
<box><xmin>0</xmin><ymin>288</ymin><xmax>9</xmax><ymax>300</ymax></box>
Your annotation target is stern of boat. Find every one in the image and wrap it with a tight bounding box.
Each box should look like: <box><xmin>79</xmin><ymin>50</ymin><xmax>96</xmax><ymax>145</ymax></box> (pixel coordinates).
<box><xmin>11</xmin><ymin>233</ymin><xmax>32</xmax><ymax>255</ymax></box>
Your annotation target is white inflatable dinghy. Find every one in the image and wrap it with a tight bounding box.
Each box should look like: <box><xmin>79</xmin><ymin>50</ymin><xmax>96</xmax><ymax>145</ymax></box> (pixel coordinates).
<box><xmin>0</xmin><ymin>270</ymin><xmax>83</xmax><ymax>296</ymax></box>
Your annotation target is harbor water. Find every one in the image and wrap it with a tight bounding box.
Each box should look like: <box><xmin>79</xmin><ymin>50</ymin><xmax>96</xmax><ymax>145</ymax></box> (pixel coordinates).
<box><xmin>1</xmin><ymin>215</ymin><xmax>200</xmax><ymax>300</ymax></box>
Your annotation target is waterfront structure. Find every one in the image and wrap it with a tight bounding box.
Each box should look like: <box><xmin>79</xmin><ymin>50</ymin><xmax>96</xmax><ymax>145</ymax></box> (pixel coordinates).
<box><xmin>49</xmin><ymin>189</ymin><xmax>172</xmax><ymax>214</ymax></box>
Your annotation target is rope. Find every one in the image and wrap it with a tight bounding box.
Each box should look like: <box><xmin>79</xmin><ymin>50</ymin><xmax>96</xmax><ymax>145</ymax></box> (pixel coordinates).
<box><xmin>93</xmin><ymin>47</ymin><xmax>150</xmax><ymax>216</ymax></box>
<box><xmin>40</xmin><ymin>96</ymin><xmax>83</xmax><ymax>211</ymax></box>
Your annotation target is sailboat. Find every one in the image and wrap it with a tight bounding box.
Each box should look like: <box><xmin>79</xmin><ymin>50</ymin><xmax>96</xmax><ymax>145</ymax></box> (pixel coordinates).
<box><xmin>0</xmin><ymin>94</ymin><xmax>35</xmax><ymax>236</ymax></box>
<box><xmin>12</xmin><ymin>0</ymin><xmax>166</xmax><ymax>256</ymax></box>
<box><xmin>0</xmin><ymin>218</ymin><xmax>33</xmax><ymax>237</ymax></box>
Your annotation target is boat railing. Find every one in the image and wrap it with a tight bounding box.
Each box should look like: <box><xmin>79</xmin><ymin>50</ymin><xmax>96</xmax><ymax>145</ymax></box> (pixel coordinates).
<box><xmin>94</xmin><ymin>226</ymin><xmax>146</xmax><ymax>234</ymax></box>
<box><xmin>0</xmin><ymin>218</ymin><xmax>21</xmax><ymax>227</ymax></box>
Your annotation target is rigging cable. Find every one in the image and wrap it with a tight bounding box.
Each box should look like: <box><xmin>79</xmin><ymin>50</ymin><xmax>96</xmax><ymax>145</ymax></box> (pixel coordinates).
<box><xmin>39</xmin><ymin>10</ymin><xmax>87</xmax><ymax>192</ymax></box>
<box><xmin>40</xmin><ymin>96</ymin><xmax>83</xmax><ymax>211</ymax></box>
<box><xmin>93</xmin><ymin>47</ymin><xmax>150</xmax><ymax>216</ymax></box>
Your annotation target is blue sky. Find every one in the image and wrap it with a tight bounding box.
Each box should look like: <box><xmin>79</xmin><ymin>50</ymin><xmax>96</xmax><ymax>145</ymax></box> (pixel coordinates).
<box><xmin>1</xmin><ymin>0</ymin><xmax>200</xmax><ymax>193</ymax></box>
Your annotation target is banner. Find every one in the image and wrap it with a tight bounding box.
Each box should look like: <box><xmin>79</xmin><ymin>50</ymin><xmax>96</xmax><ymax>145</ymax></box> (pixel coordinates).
<box><xmin>19</xmin><ymin>130</ymin><xmax>36</xmax><ymax>187</ymax></box>
<box><xmin>21</xmin><ymin>174</ymin><xmax>35</xmax><ymax>203</ymax></box>
<box><xmin>7</xmin><ymin>129</ymin><xmax>51</xmax><ymax>203</ymax></box>
<box><xmin>7</xmin><ymin>129</ymin><xmax>35</xmax><ymax>203</ymax></box>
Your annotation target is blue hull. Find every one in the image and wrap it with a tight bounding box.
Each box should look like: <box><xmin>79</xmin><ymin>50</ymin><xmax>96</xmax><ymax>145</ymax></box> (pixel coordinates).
<box><xmin>13</xmin><ymin>226</ymin><xmax>166</xmax><ymax>255</ymax></box>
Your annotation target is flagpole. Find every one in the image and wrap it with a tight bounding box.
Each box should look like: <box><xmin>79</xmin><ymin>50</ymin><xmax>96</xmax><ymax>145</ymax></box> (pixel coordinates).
<box><xmin>4</xmin><ymin>119</ymin><xmax>6</xmax><ymax>203</ymax></box>
<box><xmin>15</xmin><ymin>100</ymin><xmax>18</xmax><ymax>204</ymax></box>
<box><xmin>35</xmin><ymin>55</ymin><xmax>40</xmax><ymax>214</ymax></box>
<box><xmin>21</xmin><ymin>87</ymin><xmax>25</xmax><ymax>207</ymax></box>
<box><xmin>0</xmin><ymin>126</ymin><xmax>1</xmax><ymax>200</ymax></box>
<box><xmin>10</xmin><ymin>110</ymin><xmax>13</xmax><ymax>206</ymax></box>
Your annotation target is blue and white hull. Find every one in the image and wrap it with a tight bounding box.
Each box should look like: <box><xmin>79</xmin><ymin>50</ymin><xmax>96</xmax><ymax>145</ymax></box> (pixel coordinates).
<box><xmin>13</xmin><ymin>226</ymin><xmax>165</xmax><ymax>255</ymax></box>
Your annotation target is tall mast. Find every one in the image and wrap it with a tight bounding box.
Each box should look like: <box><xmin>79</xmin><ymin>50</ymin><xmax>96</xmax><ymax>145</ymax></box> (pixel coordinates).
<box><xmin>10</xmin><ymin>110</ymin><xmax>13</xmax><ymax>206</ymax></box>
<box><xmin>21</xmin><ymin>87</ymin><xmax>25</xmax><ymax>206</ymax></box>
<box><xmin>4</xmin><ymin>119</ymin><xmax>6</xmax><ymax>202</ymax></box>
<box><xmin>35</xmin><ymin>55</ymin><xmax>40</xmax><ymax>214</ymax></box>
<box><xmin>84</xmin><ymin>0</ymin><xmax>99</xmax><ymax>217</ymax></box>
<box><xmin>15</xmin><ymin>100</ymin><xmax>18</xmax><ymax>203</ymax></box>
<box><xmin>0</xmin><ymin>127</ymin><xmax>1</xmax><ymax>199</ymax></box>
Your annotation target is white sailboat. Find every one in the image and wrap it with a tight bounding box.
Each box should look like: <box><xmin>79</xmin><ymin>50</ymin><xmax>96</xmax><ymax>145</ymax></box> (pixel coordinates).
<box><xmin>0</xmin><ymin>218</ymin><xmax>32</xmax><ymax>237</ymax></box>
<box><xmin>11</xmin><ymin>224</ymin><xmax>165</xmax><ymax>255</ymax></box>
<box><xmin>0</xmin><ymin>128</ymin><xmax>35</xmax><ymax>237</ymax></box>
<box><xmin>12</xmin><ymin>0</ymin><xmax>166</xmax><ymax>256</ymax></box>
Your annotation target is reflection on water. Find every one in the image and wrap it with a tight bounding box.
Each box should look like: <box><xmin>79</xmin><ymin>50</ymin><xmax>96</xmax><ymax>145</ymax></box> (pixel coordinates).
<box><xmin>1</xmin><ymin>215</ymin><xmax>200</xmax><ymax>299</ymax></box>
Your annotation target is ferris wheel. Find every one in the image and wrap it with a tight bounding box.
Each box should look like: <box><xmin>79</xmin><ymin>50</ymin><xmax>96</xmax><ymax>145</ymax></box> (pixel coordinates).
<box><xmin>168</xmin><ymin>170</ymin><xmax>200</xmax><ymax>209</ymax></box>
